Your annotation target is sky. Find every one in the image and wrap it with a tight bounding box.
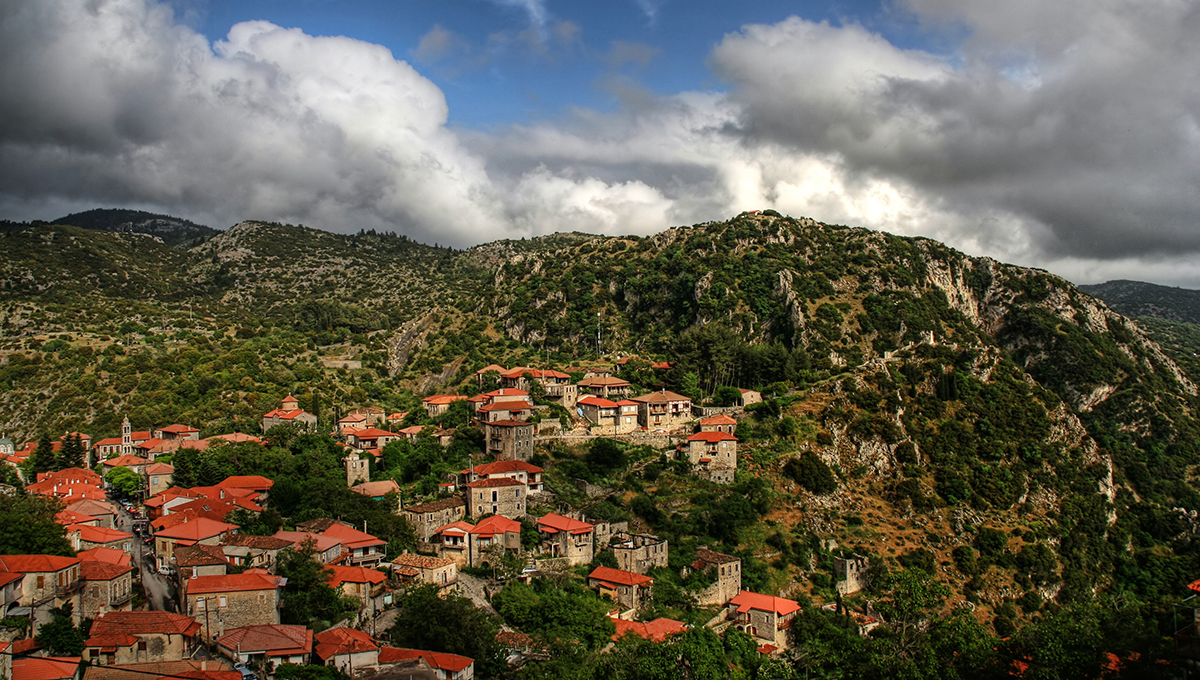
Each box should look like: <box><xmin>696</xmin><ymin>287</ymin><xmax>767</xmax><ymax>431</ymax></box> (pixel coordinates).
<box><xmin>2</xmin><ymin>0</ymin><xmax>1200</xmax><ymax>287</ymax></box>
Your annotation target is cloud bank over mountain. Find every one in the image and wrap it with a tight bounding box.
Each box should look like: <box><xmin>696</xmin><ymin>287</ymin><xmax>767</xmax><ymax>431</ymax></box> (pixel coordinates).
<box><xmin>2</xmin><ymin>0</ymin><xmax>1199</xmax><ymax>284</ymax></box>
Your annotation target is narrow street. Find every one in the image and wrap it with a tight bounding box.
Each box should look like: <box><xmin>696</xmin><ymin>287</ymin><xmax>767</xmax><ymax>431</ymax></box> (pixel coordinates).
<box><xmin>122</xmin><ymin>504</ymin><xmax>176</xmax><ymax>612</ymax></box>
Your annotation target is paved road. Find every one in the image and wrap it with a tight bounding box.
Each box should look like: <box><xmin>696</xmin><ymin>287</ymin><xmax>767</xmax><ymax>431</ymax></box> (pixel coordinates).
<box><xmin>122</xmin><ymin>504</ymin><xmax>176</xmax><ymax>612</ymax></box>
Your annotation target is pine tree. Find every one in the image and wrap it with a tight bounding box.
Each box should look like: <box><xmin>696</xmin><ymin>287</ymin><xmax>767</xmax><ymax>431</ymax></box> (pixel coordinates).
<box><xmin>59</xmin><ymin>434</ymin><xmax>84</xmax><ymax>469</ymax></box>
<box><xmin>30</xmin><ymin>432</ymin><xmax>56</xmax><ymax>475</ymax></box>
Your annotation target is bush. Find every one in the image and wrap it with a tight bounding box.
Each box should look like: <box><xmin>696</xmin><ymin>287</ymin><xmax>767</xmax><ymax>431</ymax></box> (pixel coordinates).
<box><xmin>784</xmin><ymin>454</ymin><xmax>837</xmax><ymax>495</ymax></box>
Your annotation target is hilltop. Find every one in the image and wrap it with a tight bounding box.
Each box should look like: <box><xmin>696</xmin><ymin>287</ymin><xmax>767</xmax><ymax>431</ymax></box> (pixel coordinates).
<box><xmin>2</xmin><ymin>210</ymin><xmax>1200</xmax><ymax>670</ymax></box>
<box><xmin>1081</xmin><ymin>279</ymin><xmax>1200</xmax><ymax>325</ymax></box>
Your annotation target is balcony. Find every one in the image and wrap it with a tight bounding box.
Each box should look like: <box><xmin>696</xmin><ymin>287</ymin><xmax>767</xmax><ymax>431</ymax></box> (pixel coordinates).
<box><xmin>56</xmin><ymin>577</ymin><xmax>83</xmax><ymax>597</ymax></box>
<box><xmin>110</xmin><ymin>590</ymin><xmax>134</xmax><ymax>606</ymax></box>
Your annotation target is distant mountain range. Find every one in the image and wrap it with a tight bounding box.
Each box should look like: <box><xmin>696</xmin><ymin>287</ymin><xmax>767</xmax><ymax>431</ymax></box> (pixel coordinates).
<box><xmin>1080</xmin><ymin>279</ymin><xmax>1200</xmax><ymax>325</ymax></box>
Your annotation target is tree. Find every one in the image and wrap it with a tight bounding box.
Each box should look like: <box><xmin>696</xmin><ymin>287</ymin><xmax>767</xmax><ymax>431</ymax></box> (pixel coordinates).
<box><xmin>492</xmin><ymin>579</ymin><xmax>615</xmax><ymax>650</ymax></box>
<box><xmin>783</xmin><ymin>454</ymin><xmax>836</xmax><ymax>494</ymax></box>
<box><xmin>390</xmin><ymin>583</ymin><xmax>504</xmax><ymax>676</ymax></box>
<box><xmin>35</xmin><ymin>603</ymin><xmax>84</xmax><ymax>655</ymax></box>
<box><xmin>276</xmin><ymin>541</ymin><xmax>359</xmax><ymax>629</ymax></box>
<box><xmin>714</xmin><ymin>385</ymin><xmax>742</xmax><ymax>407</ymax></box>
<box><xmin>105</xmin><ymin>466</ymin><xmax>143</xmax><ymax>497</ymax></box>
<box><xmin>30</xmin><ymin>432</ymin><xmax>56</xmax><ymax>475</ymax></box>
<box><xmin>58</xmin><ymin>434</ymin><xmax>84</xmax><ymax>469</ymax></box>
<box><xmin>0</xmin><ymin>493</ymin><xmax>73</xmax><ymax>556</ymax></box>
<box><xmin>679</xmin><ymin>372</ymin><xmax>703</xmax><ymax>402</ymax></box>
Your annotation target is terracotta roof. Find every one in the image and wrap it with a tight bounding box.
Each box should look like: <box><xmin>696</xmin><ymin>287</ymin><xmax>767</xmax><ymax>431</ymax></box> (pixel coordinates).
<box><xmin>80</xmin><ymin>560</ymin><xmax>132</xmax><ymax>581</ymax></box>
<box><xmin>484</xmin><ymin>388</ymin><xmax>528</xmax><ymax>397</ymax></box>
<box><xmin>55</xmin><ymin>510</ymin><xmax>97</xmax><ymax>526</ymax></box>
<box><xmin>272</xmin><ymin>531</ymin><xmax>343</xmax><ymax>554</ymax></box>
<box><xmin>484</xmin><ymin>419</ymin><xmax>533</xmax><ymax>428</ymax></box>
<box><xmin>465</xmin><ymin>477</ymin><xmax>522</xmax><ymax>489</ymax></box>
<box><xmin>589</xmin><ymin>566</ymin><xmax>653</xmax><ymax>588</ymax></box>
<box><xmin>462</xmin><ymin>460</ymin><xmax>543</xmax><ymax>476</ymax></box>
<box><xmin>153</xmin><ymin>518</ymin><xmax>236</xmax><ymax>541</ymax></box>
<box><xmin>0</xmin><ymin>555</ymin><xmax>81</xmax><ymax>573</ymax></box>
<box><xmin>477</xmin><ymin>402</ymin><xmax>532</xmax><ymax>413</ymax></box>
<box><xmin>687</xmin><ymin>431</ymin><xmax>738</xmax><ymax>443</ymax></box>
<box><xmin>578</xmin><ymin>396</ymin><xmax>620</xmax><ymax>408</ymax></box>
<box><xmin>295</xmin><ymin>518</ymin><xmax>340</xmax><ymax>532</ymax></box>
<box><xmin>327</xmin><ymin>565</ymin><xmax>387</xmax><ymax>587</ymax></box>
<box><xmin>37</xmin><ymin>468</ymin><xmax>102</xmax><ymax>484</ymax></box>
<box><xmin>729</xmin><ymin>591</ymin><xmax>801</xmax><ymax>617</ymax></box>
<box><xmin>66</xmin><ymin>499</ymin><xmax>118</xmax><ymax>517</ymax></box>
<box><xmin>175</xmin><ymin>545</ymin><xmax>230</xmax><ymax>568</ymax></box>
<box><xmin>144</xmin><ymin>463</ymin><xmax>175</xmax><ymax>475</ymax></box>
<box><xmin>475</xmin><ymin>364</ymin><xmax>507</xmax><ymax>375</ymax></box>
<box><xmin>217</xmin><ymin>475</ymin><xmax>274</xmax><ymax>490</ymax></box>
<box><xmin>377</xmin><ymin>648</ymin><xmax>473</xmax><ymax>673</ymax></box>
<box><xmin>160</xmin><ymin>670</ymin><xmax>242</xmax><ymax>680</ymax></box>
<box><xmin>699</xmin><ymin>414</ymin><xmax>738</xmax><ymax>425</ymax></box>
<box><xmin>470</xmin><ymin>515</ymin><xmax>521</xmax><ymax>536</ymax></box>
<box><xmin>93</xmin><ymin>438</ymin><xmax>122</xmax><ymax>448</ymax></box>
<box><xmin>611</xmin><ymin>617</ymin><xmax>687</xmax><ymax>643</ymax></box>
<box><xmin>313</xmin><ymin>628</ymin><xmax>377</xmax><ymax>660</ymax></box>
<box><xmin>219</xmin><ymin>534</ymin><xmax>292</xmax><ymax>550</ymax></box>
<box><xmin>76</xmin><ymin>548</ymin><xmax>131</xmax><ymax>567</ymax></box>
<box><xmin>434</xmin><ymin>521</ymin><xmax>475</xmax><ymax>536</ymax></box>
<box><xmin>216</xmin><ymin>625</ymin><xmax>312</xmax><ymax>656</ymax></box>
<box><xmin>422</xmin><ymin>395</ymin><xmax>467</xmax><ymax>405</ymax></box>
<box><xmin>81</xmin><ymin>660</ymin><xmax>231</xmax><ymax>680</ymax></box>
<box><xmin>69</xmin><ymin>524</ymin><xmax>132</xmax><ymax>544</ymax></box>
<box><xmin>346</xmin><ymin>428</ymin><xmax>399</xmax><ymax>438</ymax></box>
<box><xmin>405</xmin><ymin>497</ymin><xmax>465</xmax><ymax>514</ymax></box>
<box><xmin>537</xmin><ymin>513</ymin><xmax>594</xmax><ymax>535</ymax></box>
<box><xmin>350</xmin><ymin>480</ymin><xmax>401</xmax><ymax>497</ymax></box>
<box><xmin>158</xmin><ymin>425</ymin><xmax>198</xmax><ymax>434</ymax></box>
<box><xmin>631</xmin><ymin>390</ymin><xmax>691</xmax><ymax>404</ymax></box>
<box><xmin>0</xmin><ymin>572</ymin><xmax>23</xmax><ymax>588</ymax></box>
<box><xmin>185</xmin><ymin>572</ymin><xmax>284</xmax><ymax>595</ymax></box>
<box><xmin>84</xmin><ymin>634</ymin><xmax>138</xmax><ymax>650</ymax></box>
<box><xmin>392</xmin><ymin>554</ymin><xmax>454</xmax><ymax>571</ymax></box>
<box><xmin>579</xmin><ymin>377</ymin><xmax>631</xmax><ymax>387</ymax></box>
<box><xmin>91</xmin><ymin>612</ymin><xmax>202</xmax><ymax>637</ymax></box>
<box><xmin>13</xmin><ymin>657</ymin><xmax>81</xmax><ymax>680</ymax></box>
<box><xmin>322</xmin><ymin>523</ymin><xmax>385</xmax><ymax>548</ymax></box>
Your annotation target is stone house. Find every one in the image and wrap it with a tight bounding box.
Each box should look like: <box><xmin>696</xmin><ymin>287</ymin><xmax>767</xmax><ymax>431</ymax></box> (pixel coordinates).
<box><xmin>69</xmin><ymin>524</ymin><xmax>135</xmax><ymax>554</ymax></box>
<box><xmin>481</xmin><ymin>420</ymin><xmax>535</xmax><ymax>461</ymax></box>
<box><xmin>79</xmin><ymin>560</ymin><xmax>134</xmax><ymax>619</ymax></box>
<box><xmin>0</xmin><ymin>555</ymin><xmax>82</xmax><ymax>629</ymax></box>
<box><xmin>631</xmin><ymin>391</ymin><xmax>693</xmax><ymax>430</ymax></box>
<box><xmin>834</xmin><ymin>554</ymin><xmax>870</xmax><ymax>595</ymax></box>
<box><xmin>378</xmin><ymin>647</ymin><xmax>475</xmax><ymax>680</ymax></box>
<box><xmin>587</xmin><ymin>566</ymin><xmax>653</xmax><ymax>612</ymax></box>
<box><xmin>432</xmin><ymin>521</ymin><xmax>474</xmax><ymax>567</ymax></box>
<box><xmin>536</xmin><ymin>514</ymin><xmax>594</xmax><ymax>566</ymax></box>
<box><xmin>501</xmin><ymin>369</ymin><xmax>578</xmax><ymax>409</ymax></box>
<box><xmin>321</xmin><ymin>522</ymin><xmax>387</xmax><ymax>568</ymax></box>
<box><xmin>326</xmin><ymin>565</ymin><xmax>387</xmax><ymax>603</ymax></box>
<box><xmin>344</xmin><ymin>452</ymin><xmax>369</xmax><ymax>487</ymax></box>
<box><xmin>154</xmin><ymin>425</ymin><xmax>200</xmax><ymax>442</ymax></box>
<box><xmin>143</xmin><ymin>463</ymin><xmax>174</xmax><ymax>497</ymax></box>
<box><xmin>466</xmin><ymin>515</ymin><xmax>522</xmax><ymax>569</ymax></box>
<box><xmin>685</xmin><ymin>431</ymin><xmax>738</xmax><ymax>484</ymax></box>
<box><xmin>460</xmin><ymin>460</ymin><xmax>544</xmax><ymax>494</ymax></box>
<box><xmin>403</xmin><ymin>498</ymin><xmax>467</xmax><ymax>542</ymax></box>
<box><xmin>0</xmin><ymin>572</ymin><xmax>23</xmax><ymax>615</ymax></box>
<box><xmin>313</xmin><ymin>628</ymin><xmax>378</xmax><ymax>673</ymax></box>
<box><xmin>183</xmin><ymin>571</ymin><xmax>285</xmax><ymax>642</ymax></box>
<box><xmin>612</xmin><ymin>533</ymin><xmax>669</xmax><ymax>574</ymax></box>
<box><xmin>391</xmin><ymin>554</ymin><xmax>457</xmax><ymax>592</ymax></box>
<box><xmin>218</xmin><ymin>535</ymin><xmax>292</xmax><ymax>572</ymax></box>
<box><xmin>737</xmin><ymin>389</ymin><xmax>763</xmax><ymax>407</ymax></box>
<box><xmin>344</xmin><ymin>428</ymin><xmax>402</xmax><ymax>451</ymax></box>
<box><xmin>66</xmin><ymin>499</ymin><xmax>120</xmax><ymax>529</ymax></box>
<box><xmin>215</xmin><ymin>624</ymin><xmax>312</xmax><ymax>669</ymax></box>
<box><xmin>697</xmin><ymin>414</ymin><xmax>737</xmax><ymax>435</ymax></box>
<box><xmin>689</xmin><ymin>548</ymin><xmax>742</xmax><ymax>606</ymax></box>
<box><xmin>86</xmin><ymin>611</ymin><xmax>202</xmax><ymax>664</ymax></box>
<box><xmin>154</xmin><ymin>518</ymin><xmax>238</xmax><ymax>572</ymax></box>
<box><xmin>577</xmin><ymin>376</ymin><xmax>632</xmax><ymax>399</ymax></box>
<box><xmin>422</xmin><ymin>395</ymin><xmax>468</xmax><ymax>418</ymax></box>
<box><xmin>261</xmin><ymin>396</ymin><xmax>318</xmax><ymax>433</ymax></box>
<box><xmin>726</xmin><ymin>591</ymin><xmax>801</xmax><ymax>650</ymax></box>
<box><xmin>174</xmin><ymin>545</ymin><xmax>230</xmax><ymax>588</ymax></box>
<box><xmin>476</xmin><ymin>401</ymin><xmax>533</xmax><ymax>423</ymax></box>
<box><xmin>465</xmin><ymin>478</ymin><xmax>526</xmax><ymax>519</ymax></box>
<box><xmin>576</xmin><ymin>397</ymin><xmax>638</xmax><ymax>434</ymax></box>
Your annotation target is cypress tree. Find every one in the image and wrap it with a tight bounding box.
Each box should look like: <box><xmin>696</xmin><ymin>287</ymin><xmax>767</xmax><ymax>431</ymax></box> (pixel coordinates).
<box><xmin>59</xmin><ymin>434</ymin><xmax>84</xmax><ymax>469</ymax></box>
<box><xmin>30</xmin><ymin>432</ymin><xmax>56</xmax><ymax>475</ymax></box>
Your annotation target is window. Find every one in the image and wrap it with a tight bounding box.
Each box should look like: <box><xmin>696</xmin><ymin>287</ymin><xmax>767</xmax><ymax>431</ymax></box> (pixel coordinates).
<box><xmin>138</xmin><ymin>641</ymin><xmax>147</xmax><ymax>651</ymax></box>
<box><xmin>37</xmin><ymin>575</ymin><xmax>44</xmax><ymax>589</ymax></box>
<box><xmin>219</xmin><ymin>596</ymin><xmax>227</xmax><ymax>607</ymax></box>
<box><xmin>197</xmin><ymin>599</ymin><xmax>206</xmax><ymax>610</ymax></box>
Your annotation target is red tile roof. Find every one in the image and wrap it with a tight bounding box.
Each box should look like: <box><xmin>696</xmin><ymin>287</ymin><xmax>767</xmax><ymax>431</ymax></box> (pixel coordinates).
<box><xmin>699</xmin><ymin>414</ymin><xmax>738</xmax><ymax>425</ymax></box>
<box><xmin>55</xmin><ymin>510</ymin><xmax>97</xmax><ymax>526</ymax></box>
<box><xmin>216</xmin><ymin>625</ymin><xmax>312</xmax><ymax>656</ymax></box>
<box><xmin>144</xmin><ymin>463</ymin><xmax>175</xmax><ymax>475</ymax></box>
<box><xmin>611</xmin><ymin>617</ymin><xmax>687</xmax><ymax>643</ymax></box>
<box><xmin>313</xmin><ymin>628</ymin><xmax>377</xmax><ymax>660</ymax></box>
<box><xmin>102</xmin><ymin>455</ymin><xmax>151</xmax><ymax>468</ymax></box>
<box><xmin>0</xmin><ymin>555</ymin><xmax>81</xmax><ymax>573</ymax></box>
<box><xmin>469</xmin><ymin>516</ymin><xmax>520</xmax><ymax>536</ymax></box>
<box><xmin>461</xmin><ymin>460</ymin><xmax>543</xmax><ymax>476</ymax></box>
<box><xmin>687</xmin><ymin>432</ymin><xmax>738</xmax><ymax>443</ymax></box>
<box><xmin>79</xmin><ymin>560</ymin><xmax>132</xmax><ymax>581</ymax></box>
<box><xmin>322</xmin><ymin>523</ymin><xmax>386</xmax><ymax>549</ymax></box>
<box><xmin>91</xmin><ymin>612</ymin><xmax>202</xmax><ymax>637</ymax></box>
<box><xmin>153</xmin><ymin>517</ymin><xmax>236</xmax><ymax>541</ymax></box>
<box><xmin>185</xmin><ymin>572</ymin><xmax>284</xmax><ymax>595</ymax></box>
<box><xmin>158</xmin><ymin>425</ymin><xmax>198</xmax><ymax>434</ymax></box>
<box><xmin>378</xmin><ymin>647</ymin><xmax>473</xmax><ymax>673</ymax></box>
<box><xmin>483</xmin><ymin>388</ymin><xmax>528</xmax><ymax>397</ymax></box>
<box><xmin>631</xmin><ymin>390</ymin><xmax>691</xmax><ymax>404</ymax></box>
<box><xmin>588</xmin><ymin>566</ymin><xmax>653</xmax><ymax>588</ymax></box>
<box><xmin>69</xmin><ymin>524</ymin><xmax>133</xmax><ymax>544</ymax></box>
<box><xmin>13</xmin><ymin>657</ymin><xmax>81</xmax><ymax>680</ymax></box>
<box><xmin>76</xmin><ymin>547</ymin><xmax>131</xmax><ymax>567</ymax></box>
<box><xmin>729</xmin><ymin>591</ymin><xmax>801</xmax><ymax>617</ymax></box>
<box><xmin>578</xmin><ymin>396</ymin><xmax>620</xmax><ymax>408</ymax></box>
<box><xmin>217</xmin><ymin>475</ymin><xmax>274</xmax><ymax>490</ymax></box>
<box><xmin>327</xmin><ymin>565</ymin><xmax>387</xmax><ymax>587</ymax></box>
<box><xmin>537</xmin><ymin>513</ymin><xmax>594</xmax><ymax>535</ymax></box>
<box><xmin>0</xmin><ymin>572</ymin><xmax>23</xmax><ymax>588</ymax></box>
<box><xmin>422</xmin><ymin>395</ymin><xmax>467</xmax><ymax>405</ymax></box>
<box><xmin>477</xmin><ymin>402</ymin><xmax>532</xmax><ymax>413</ymax></box>
<box><xmin>434</xmin><ymin>521</ymin><xmax>475</xmax><ymax>536</ymax></box>
<box><xmin>465</xmin><ymin>477</ymin><xmax>522</xmax><ymax>489</ymax></box>
<box><xmin>350</xmin><ymin>480</ymin><xmax>401</xmax><ymax>497</ymax></box>
<box><xmin>84</xmin><ymin>634</ymin><xmax>139</xmax><ymax>650</ymax></box>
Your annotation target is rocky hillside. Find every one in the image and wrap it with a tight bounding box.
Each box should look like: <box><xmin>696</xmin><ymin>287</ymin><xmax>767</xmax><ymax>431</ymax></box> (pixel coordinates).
<box><xmin>1081</xmin><ymin>279</ymin><xmax>1200</xmax><ymax>325</ymax></box>
<box><xmin>49</xmin><ymin>208</ymin><xmax>219</xmax><ymax>248</ymax></box>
